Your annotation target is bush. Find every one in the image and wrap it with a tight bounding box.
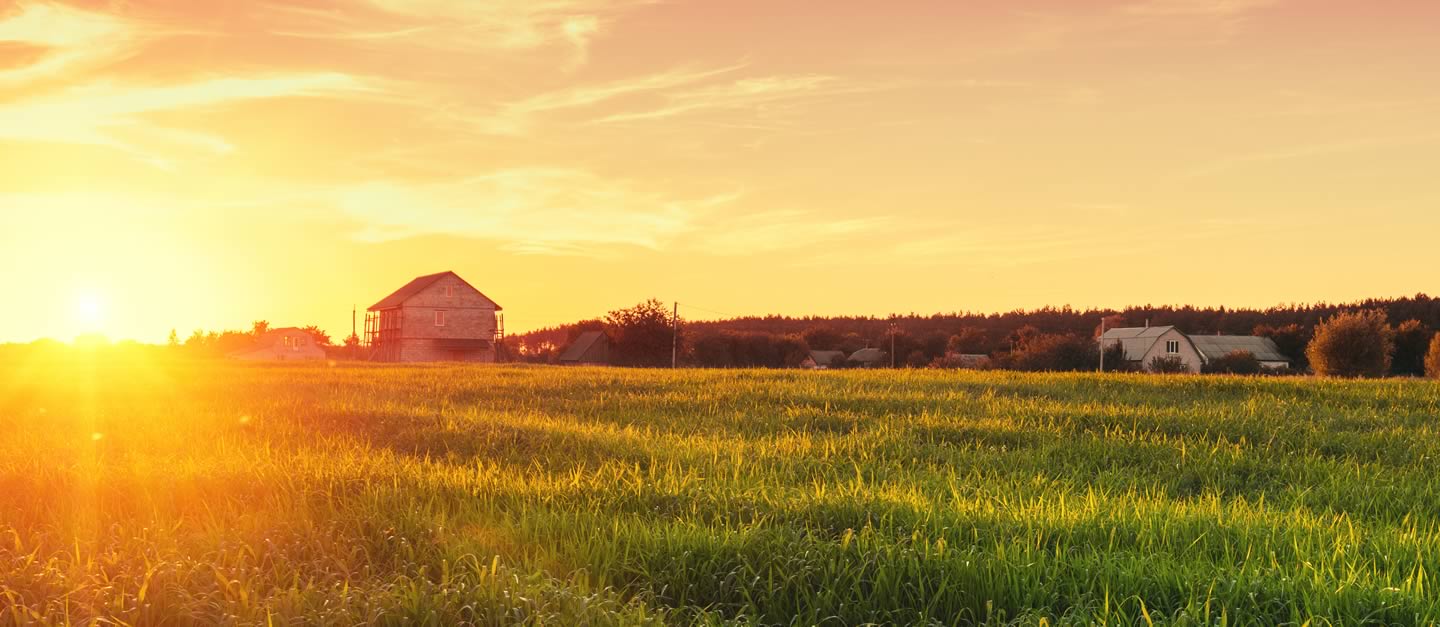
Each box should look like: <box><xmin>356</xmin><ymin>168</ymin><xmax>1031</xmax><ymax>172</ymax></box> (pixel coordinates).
<box><xmin>1001</xmin><ymin>333</ymin><xmax>1098</xmax><ymax>372</ymax></box>
<box><xmin>1202</xmin><ymin>350</ymin><xmax>1262</xmax><ymax>375</ymax></box>
<box><xmin>1306</xmin><ymin>309</ymin><xmax>1395</xmax><ymax>378</ymax></box>
<box><xmin>1148</xmin><ymin>355</ymin><xmax>1189</xmax><ymax>374</ymax></box>
<box><xmin>1427</xmin><ymin>334</ymin><xmax>1440</xmax><ymax>379</ymax></box>
<box><xmin>1392</xmin><ymin>320</ymin><xmax>1433</xmax><ymax>376</ymax></box>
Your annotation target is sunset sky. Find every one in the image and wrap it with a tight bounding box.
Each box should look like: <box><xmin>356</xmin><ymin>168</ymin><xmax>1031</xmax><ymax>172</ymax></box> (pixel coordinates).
<box><xmin>3</xmin><ymin>0</ymin><xmax>1439</xmax><ymax>343</ymax></box>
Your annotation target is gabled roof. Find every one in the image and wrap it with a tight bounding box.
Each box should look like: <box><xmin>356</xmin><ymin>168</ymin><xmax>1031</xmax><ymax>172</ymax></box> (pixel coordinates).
<box><xmin>1100</xmin><ymin>325</ymin><xmax>1176</xmax><ymax>340</ymax></box>
<box><xmin>558</xmin><ymin>331</ymin><xmax>607</xmax><ymax>362</ymax></box>
<box><xmin>847</xmin><ymin>348</ymin><xmax>887</xmax><ymax>364</ymax></box>
<box><xmin>1101</xmin><ymin>326</ymin><xmax>1180</xmax><ymax>361</ymax></box>
<box><xmin>807</xmin><ymin>350</ymin><xmax>846</xmax><ymax>364</ymax></box>
<box><xmin>368</xmin><ymin>271</ymin><xmax>502</xmax><ymax>311</ymax></box>
<box><xmin>1189</xmin><ymin>335</ymin><xmax>1290</xmax><ymax>363</ymax></box>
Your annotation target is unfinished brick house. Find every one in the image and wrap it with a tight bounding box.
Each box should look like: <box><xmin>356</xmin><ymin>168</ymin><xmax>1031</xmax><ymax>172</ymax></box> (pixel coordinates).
<box><xmin>363</xmin><ymin>271</ymin><xmax>502</xmax><ymax>362</ymax></box>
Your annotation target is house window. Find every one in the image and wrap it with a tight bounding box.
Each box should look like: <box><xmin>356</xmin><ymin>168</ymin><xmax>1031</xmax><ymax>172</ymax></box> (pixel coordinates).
<box><xmin>1165</xmin><ymin>340</ymin><xmax>1180</xmax><ymax>354</ymax></box>
<box><xmin>444</xmin><ymin>285</ymin><xmax>455</xmax><ymax>298</ymax></box>
<box><xmin>435</xmin><ymin>310</ymin><xmax>446</xmax><ymax>326</ymax></box>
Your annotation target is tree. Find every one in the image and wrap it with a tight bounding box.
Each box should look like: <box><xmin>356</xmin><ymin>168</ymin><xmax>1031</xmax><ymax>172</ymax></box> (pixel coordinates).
<box><xmin>251</xmin><ymin>320</ymin><xmax>270</xmax><ymax>337</ymax></box>
<box><xmin>1306</xmin><ymin>309</ymin><xmax>1395</xmax><ymax>378</ymax></box>
<box><xmin>605</xmin><ymin>299</ymin><xmax>676</xmax><ymax>367</ymax></box>
<box><xmin>1391</xmin><ymin>320</ymin><xmax>1432</xmax><ymax>376</ymax></box>
<box><xmin>1426</xmin><ymin>334</ymin><xmax>1440</xmax><ymax>379</ymax></box>
<box><xmin>300</xmin><ymin>325</ymin><xmax>333</xmax><ymax>347</ymax></box>
<box><xmin>947</xmin><ymin>327</ymin><xmax>988</xmax><ymax>354</ymax></box>
<box><xmin>801</xmin><ymin>326</ymin><xmax>845</xmax><ymax>351</ymax></box>
<box><xmin>1002</xmin><ymin>332</ymin><xmax>1098</xmax><ymax>372</ymax></box>
<box><xmin>1202</xmin><ymin>350</ymin><xmax>1262</xmax><ymax>375</ymax></box>
<box><xmin>167</xmin><ymin>329</ymin><xmax>179</xmax><ymax>348</ymax></box>
<box><xmin>1100</xmin><ymin>342</ymin><xmax>1132</xmax><ymax>372</ymax></box>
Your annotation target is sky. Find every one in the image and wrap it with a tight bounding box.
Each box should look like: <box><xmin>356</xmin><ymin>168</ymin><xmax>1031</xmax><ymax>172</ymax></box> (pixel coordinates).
<box><xmin>3</xmin><ymin>0</ymin><xmax>1439</xmax><ymax>343</ymax></box>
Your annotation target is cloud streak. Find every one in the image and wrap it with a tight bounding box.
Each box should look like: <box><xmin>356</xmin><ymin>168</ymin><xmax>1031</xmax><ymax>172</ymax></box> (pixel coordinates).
<box><xmin>338</xmin><ymin>168</ymin><xmax>740</xmax><ymax>255</ymax></box>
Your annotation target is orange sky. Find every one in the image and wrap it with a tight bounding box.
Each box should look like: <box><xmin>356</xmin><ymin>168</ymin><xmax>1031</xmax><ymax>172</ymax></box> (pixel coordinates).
<box><xmin>3</xmin><ymin>0</ymin><xmax>1439</xmax><ymax>343</ymax></box>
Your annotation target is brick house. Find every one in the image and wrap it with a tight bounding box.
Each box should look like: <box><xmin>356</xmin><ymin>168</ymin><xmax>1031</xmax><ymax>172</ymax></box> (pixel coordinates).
<box><xmin>364</xmin><ymin>271</ymin><xmax>502</xmax><ymax>362</ymax></box>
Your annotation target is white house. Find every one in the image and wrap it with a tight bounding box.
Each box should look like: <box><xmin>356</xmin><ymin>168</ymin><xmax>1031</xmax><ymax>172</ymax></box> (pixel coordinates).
<box><xmin>1100</xmin><ymin>325</ymin><xmax>1290</xmax><ymax>372</ymax></box>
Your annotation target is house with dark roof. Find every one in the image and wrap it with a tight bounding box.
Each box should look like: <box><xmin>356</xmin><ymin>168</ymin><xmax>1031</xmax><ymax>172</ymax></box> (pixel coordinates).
<box><xmin>846</xmin><ymin>347</ymin><xmax>888</xmax><ymax>368</ymax></box>
<box><xmin>558</xmin><ymin>331</ymin><xmax>609</xmax><ymax>365</ymax></box>
<box><xmin>798</xmin><ymin>350</ymin><xmax>846</xmax><ymax>369</ymax></box>
<box><xmin>363</xmin><ymin>271</ymin><xmax>502</xmax><ymax>362</ymax></box>
<box><xmin>1100</xmin><ymin>325</ymin><xmax>1290</xmax><ymax>372</ymax></box>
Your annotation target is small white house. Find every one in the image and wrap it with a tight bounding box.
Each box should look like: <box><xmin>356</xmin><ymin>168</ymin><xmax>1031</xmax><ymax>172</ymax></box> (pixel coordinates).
<box><xmin>230</xmin><ymin>327</ymin><xmax>327</xmax><ymax>361</ymax></box>
<box><xmin>1100</xmin><ymin>325</ymin><xmax>1290</xmax><ymax>372</ymax></box>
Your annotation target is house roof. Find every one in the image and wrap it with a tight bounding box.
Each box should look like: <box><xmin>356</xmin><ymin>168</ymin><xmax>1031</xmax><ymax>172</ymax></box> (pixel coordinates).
<box><xmin>847</xmin><ymin>348</ymin><xmax>887</xmax><ymax>364</ymax></box>
<box><xmin>807</xmin><ymin>350</ymin><xmax>846</xmax><ymax>364</ymax></box>
<box><xmin>558</xmin><ymin>331</ymin><xmax>606</xmax><ymax>362</ymax></box>
<box><xmin>1188</xmin><ymin>335</ymin><xmax>1290</xmax><ymax>363</ymax></box>
<box><xmin>368</xmin><ymin>271</ymin><xmax>503</xmax><ymax>311</ymax></box>
<box><xmin>1100</xmin><ymin>326</ymin><xmax>1179</xmax><ymax>361</ymax></box>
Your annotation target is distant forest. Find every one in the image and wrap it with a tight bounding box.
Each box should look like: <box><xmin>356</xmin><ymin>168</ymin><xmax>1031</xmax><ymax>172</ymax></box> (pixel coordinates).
<box><xmin>509</xmin><ymin>293</ymin><xmax>1440</xmax><ymax>371</ymax></box>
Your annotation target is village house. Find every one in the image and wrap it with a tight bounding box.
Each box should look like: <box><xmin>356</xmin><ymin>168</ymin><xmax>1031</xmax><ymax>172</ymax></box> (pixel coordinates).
<box><xmin>798</xmin><ymin>349</ymin><xmax>847</xmax><ymax>369</ymax></box>
<box><xmin>1100</xmin><ymin>325</ymin><xmax>1291</xmax><ymax>372</ymax></box>
<box><xmin>558</xmin><ymin>331</ymin><xmax>610</xmax><ymax>365</ymax></box>
<box><xmin>364</xmin><ymin>271</ymin><xmax>502</xmax><ymax>362</ymax></box>
<box><xmin>229</xmin><ymin>327</ymin><xmax>326</xmax><ymax>361</ymax></box>
<box><xmin>846</xmin><ymin>348</ymin><xmax>889</xmax><ymax>368</ymax></box>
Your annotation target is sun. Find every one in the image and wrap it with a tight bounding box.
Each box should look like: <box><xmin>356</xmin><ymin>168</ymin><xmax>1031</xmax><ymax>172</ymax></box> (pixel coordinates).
<box><xmin>72</xmin><ymin>291</ymin><xmax>107</xmax><ymax>331</ymax></box>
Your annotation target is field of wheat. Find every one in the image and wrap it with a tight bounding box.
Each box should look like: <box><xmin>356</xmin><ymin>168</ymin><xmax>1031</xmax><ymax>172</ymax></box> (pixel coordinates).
<box><xmin>3</xmin><ymin>353</ymin><xmax>1440</xmax><ymax>625</ymax></box>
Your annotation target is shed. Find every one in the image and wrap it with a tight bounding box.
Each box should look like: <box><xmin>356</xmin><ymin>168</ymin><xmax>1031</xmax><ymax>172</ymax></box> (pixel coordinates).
<box><xmin>558</xmin><ymin>331</ymin><xmax>610</xmax><ymax>365</ymax></box>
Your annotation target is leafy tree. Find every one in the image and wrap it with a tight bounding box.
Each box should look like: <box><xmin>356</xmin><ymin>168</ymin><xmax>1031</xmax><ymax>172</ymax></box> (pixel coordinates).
<box><xmin>1100</xmin><ymin>342</ymin><xmax>1133</xmax><ymax>372</ymax></box>
<box><xmin>947</xmin><ymin>327</ymin><xmax>988</xmax><ymax>354</ymax></box>
<box><xmin>1306</xmin><ymin>309</ymin><xmax>1395</xmax><ymax>378</ymax></box>
<box><xmin>1426</xmin><ymin>334</ymin><xmax>1440</xmax><ymax>379</ymax></box>
<box><xmin>605</xmin><ymin>299</ymin><xmax>676</xmax><ymax>367</ymax></box>
<box><xmin>1391</xmin><ymin>320</ymin><xmax>1432</xmax><ymax>376</ymax></box>
<box><xmin>1002</xmin><ymin>332</ymin><xmax>1098</xmax><ymax>372</ymax></box>
<box><xmin>801</xmin><ymin>326</ymin><xmax>845</xmax><ymax>351</ymax></box>
<box><xmin>251</xmin><ymin>320</ymin><xmax>270</xmax><ymax>337</ymax></box>
<box><xmin>1202</xmin><ymin>350</ymin><xmax>1262</xmax><ymax>375</ymax></box>
<box><xmin>1149</xmin><ymin>355</ymin><xmax>1189</xmax><ymax>374</ymax></box>
<box><xmin>167</xmin><ymin>329</ymin><xmax>179</xmax><ymax>348</ymax></box>
<box><xmin>300</xmin><ymin>325</ymin><xmax>333</xmax><ymax>347</ymax></box>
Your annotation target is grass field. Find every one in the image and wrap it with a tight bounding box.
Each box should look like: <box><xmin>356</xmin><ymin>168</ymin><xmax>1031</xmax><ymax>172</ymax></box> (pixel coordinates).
<box><xmin>4</xmin><ymin>355</ymin><xmax>1440</xmax><ymax>625</ymax></box>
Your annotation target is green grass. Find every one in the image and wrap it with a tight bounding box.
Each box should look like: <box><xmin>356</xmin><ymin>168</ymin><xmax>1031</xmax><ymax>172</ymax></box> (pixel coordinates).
<box><xmin>4</xmin><ymin>355</ymin><xmax>1440</xmax><ymax>625</ymax></box>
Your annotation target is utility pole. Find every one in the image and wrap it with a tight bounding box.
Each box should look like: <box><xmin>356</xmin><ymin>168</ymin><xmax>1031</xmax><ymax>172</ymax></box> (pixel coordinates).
<box><xmin>890</xmin><ymin>321</ymin><xmax>897</xmax><ymax>368</ymax></box>
<box><xmin>1098</xmin><ymin>318</ymin><xmax>1106</xmax><ymax>373</ymax></box>
<box><xmin>671</xmin><ymin>301</ymin><xmax>679</xmax><ymax>368</ymax></box>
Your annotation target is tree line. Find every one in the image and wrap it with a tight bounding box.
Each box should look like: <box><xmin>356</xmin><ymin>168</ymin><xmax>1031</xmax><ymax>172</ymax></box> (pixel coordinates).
<box><xmin>509</xmin><ymin>294</ymin><xmax>1440</xmax><ymax>378</ymax></box>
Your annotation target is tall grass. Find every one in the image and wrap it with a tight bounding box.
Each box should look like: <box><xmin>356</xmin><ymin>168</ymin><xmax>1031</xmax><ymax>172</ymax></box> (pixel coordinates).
<box><xmin>3</xmin><ymin>353</ymin><xmax>1440</xmax><ymax>625</ymax></box>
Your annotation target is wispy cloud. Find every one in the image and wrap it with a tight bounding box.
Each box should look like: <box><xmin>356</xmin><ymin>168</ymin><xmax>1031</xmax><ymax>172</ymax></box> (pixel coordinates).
<box><xmin>0</xmin><ymin>73</ymin><xmax>373</xmax><ymax>167</ymax></box>
<box><xmin>476</xmin><ymin>64</ymin><xmax>745</xmax><ymax>134</ymax></box>
<box><xmin>591</xmin><ymin>74</ymin><xmax>862</xmax><ymax>125</ymax></box>
<box><xmin>1175</xmin><ymin>132</ymin><xmax>1440</xmax><ymax>181</ymax></box>
<box><xmin>1123</xmin><ymin>0</ymin><xmax>1281</xmax><ymax>16</ymax></box>
<box><xmin>267</xmin><ymin>0</ymin><xmax>647</xmax><ymax>66</ymax></box>
<box><xmin>0</xmin><ymin>1</ymin><xmax>143</xmax><ymax>86</ymax></box>
<box><xmin>338</xmin><ymin>168</ymin><xmax>740</xmax><ymax>256</ymax></box>
<box><xmin>689</xmin><ymin>211</ymin><xmax>889</xmax><ymax>256</ymax></box>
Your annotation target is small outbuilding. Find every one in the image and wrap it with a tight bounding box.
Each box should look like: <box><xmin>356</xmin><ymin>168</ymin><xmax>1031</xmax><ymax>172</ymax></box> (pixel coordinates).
<box><xmin>558</xmin><ymin>331</ymin><xmax>610</xmax><ymax>365</ymax></box>
<box><xmin>798</xmin><ymin>350</ymin><xmax>847</xmax><ymax>369</ymax></box>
